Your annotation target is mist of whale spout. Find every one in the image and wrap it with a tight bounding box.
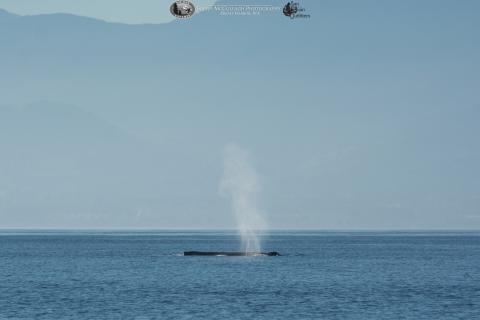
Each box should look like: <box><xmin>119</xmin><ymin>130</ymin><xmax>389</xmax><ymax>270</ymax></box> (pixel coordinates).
<box><xmin>220</xmin><ymin>144</ymin><xmax>266</xmax><ymax>253</ymax></box>
<box><xmin>184</xmin><ymin>145</ymin><xmax>280</xmax><ymax>257</ymax></box>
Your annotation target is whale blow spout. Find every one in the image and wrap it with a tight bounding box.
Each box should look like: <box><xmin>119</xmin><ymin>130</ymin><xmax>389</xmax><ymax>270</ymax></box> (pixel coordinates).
<box><xmin>184</xmin><ymin>251</ymin><xmax>280</xmax><ymax>257</ymax></box>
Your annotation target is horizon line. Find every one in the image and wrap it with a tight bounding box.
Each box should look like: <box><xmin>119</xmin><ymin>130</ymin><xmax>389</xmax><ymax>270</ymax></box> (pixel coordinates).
<box><xmin>1</xmin><ymin>228</ymin><xmax>480</xmax><ymax>232</ymax></box>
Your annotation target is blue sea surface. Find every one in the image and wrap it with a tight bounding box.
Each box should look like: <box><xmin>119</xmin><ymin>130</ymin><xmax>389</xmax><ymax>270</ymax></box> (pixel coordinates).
<box><xmin>1</xmin><ymin>230</ymin><xmax>479</xmax><ymax>319</ymax></box>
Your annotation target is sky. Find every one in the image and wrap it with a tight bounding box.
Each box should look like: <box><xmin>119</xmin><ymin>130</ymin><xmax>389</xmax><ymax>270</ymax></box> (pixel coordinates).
<box><xmin>0</xmin><ymin>0</ymin><xmax>216</xmax><ymax>24</ymax></box>
<box><xmin>0</xmin><ymin>0</ymin><xmax>479</xmax><ymax>229</ymax></box>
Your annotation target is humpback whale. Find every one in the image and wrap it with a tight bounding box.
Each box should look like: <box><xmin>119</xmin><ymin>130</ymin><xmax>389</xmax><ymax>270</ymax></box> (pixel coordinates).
<box><xmin>184</xmin><ymin>251</ymin><xmax>280</xmax><ymax>256</ymax></box>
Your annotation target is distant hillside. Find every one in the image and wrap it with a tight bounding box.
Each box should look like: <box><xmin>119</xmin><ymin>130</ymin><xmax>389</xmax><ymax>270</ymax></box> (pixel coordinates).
<box><xmin>0</xmin><ymin>1</ymin><xmax>479</xmax><ymax>229</ymax></box>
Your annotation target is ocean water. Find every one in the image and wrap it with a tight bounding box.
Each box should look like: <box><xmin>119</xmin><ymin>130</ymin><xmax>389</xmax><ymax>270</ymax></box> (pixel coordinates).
<box><xmin>0</xmin><ymin>231</ymin><xmax>479</xmax><ymax>320</ymax></box>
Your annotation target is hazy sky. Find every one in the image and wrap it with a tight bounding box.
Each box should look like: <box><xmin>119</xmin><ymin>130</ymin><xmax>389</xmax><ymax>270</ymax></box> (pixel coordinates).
<box><xmin>0</xmin><ymin>0</ymin><xmax>479</xmax><ymax>229</ymax></box>
<box><xmin>0</xmin><ymin>0</ymin><xmax>216</xmax><ymax>24</ymax></box>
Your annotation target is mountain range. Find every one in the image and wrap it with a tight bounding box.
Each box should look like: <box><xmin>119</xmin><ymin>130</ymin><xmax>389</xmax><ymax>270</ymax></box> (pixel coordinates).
<box><xmin>0</xmin><ymin>0</ymin><xmax>479</xmax><ymax>228</ymax></box>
